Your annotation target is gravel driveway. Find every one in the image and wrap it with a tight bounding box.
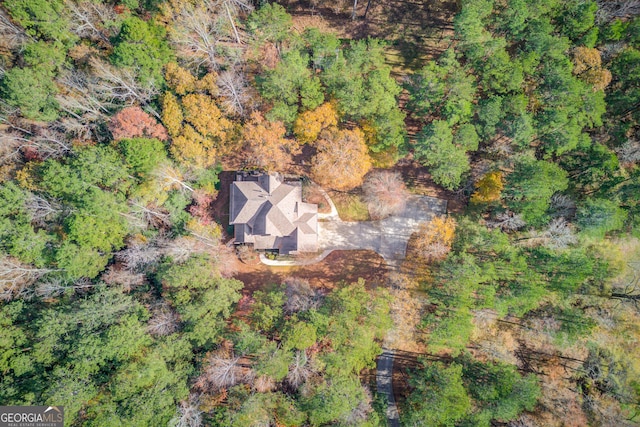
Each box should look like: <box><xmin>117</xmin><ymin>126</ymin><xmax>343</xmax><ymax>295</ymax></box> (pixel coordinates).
<box><xmin>318</xmin><ymin>195</ymin><xmax>448</xmax><ymax>262</ymax></box>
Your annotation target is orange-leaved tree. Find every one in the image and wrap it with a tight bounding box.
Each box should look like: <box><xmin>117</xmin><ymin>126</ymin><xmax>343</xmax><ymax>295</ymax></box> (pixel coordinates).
<box><xmin>310</xmin><ymin>127</ymin><xmax>372</xmax><ymax>191</ymax></box>
<box><xmin>572</xmin><ymin>47</ymin><xmax>612</xmax><ymax>91</ymax></box>
<box><xmin>413</xmin><ymin>216</ymin><xmax>456</xmax><ymax>261</ymax></box>
<box><xmin>109</xmin><ymin>106</ymin><xmax>168</xmax><ymax>141</ymax></box>
<box><xmin>471</xmin><ymin>171</ymin><xmax>503</xmax><ymax>203</ymax></box>
<box><xmin>242</xmin><ymin>112</ymin><xmax>299</xmax><ymax>171</ymax></box>
<box><xmin>293</xmin><ymin>102</ymin><xmax>338</xmax><ymax>144</ymax></box>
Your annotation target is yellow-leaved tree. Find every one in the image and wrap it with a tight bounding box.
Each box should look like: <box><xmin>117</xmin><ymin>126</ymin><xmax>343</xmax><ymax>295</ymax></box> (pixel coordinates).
<box><xmin>310</xmin><ymin>127</ymin><xmax>372</xmax><ymax>191</ymax></box>
<box><xmin>242</xmin><ymin>112</ymin><xmax>299</xmax><ymax>171</ymax></box>
<box><xmin>413</xmin><ymin>216</ymin><xmax>456</xmax><ymax>261</ymax></box>
<box><xmin>161</xmin><ymin>65</ymin><xmax>234</xmax><ymax>168</ymax></box>
<box><xmin>471</xmin><ymin>171</ymin><xmax>503</xmax><ymax>203</ymax></box>
<box><xmin>165</xmin><ymin>62</ymin><xmax>197</xmax><ymax>95</ymax></box>
<box><xmin>293</xmin><ymin>102</ymin><xmax>338</xmax><ymax>144</ymax></box>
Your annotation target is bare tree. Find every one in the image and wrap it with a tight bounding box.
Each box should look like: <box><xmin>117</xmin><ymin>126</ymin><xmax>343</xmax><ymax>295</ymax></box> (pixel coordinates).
<box><xmin>284</xmin><ymin>277</ymin><xmax>322</xmax><ymax>313</ymax></box>
<box><xmin>484</xmin><ymin>137</ymin><xmax>514</xmax><ymax>158</ymax></box>
<box><xmin>362</xmin><ymin>171</ymin><xmax>408</xmax><ymax>220</ymax></box>
<box><xmin>550</xmin><ymin>193</ymin><xmax>577</xmax><ymax>219</ymax></box>
<box><xmin>147</xmin><ymin>305</ymin><xmax>180</xmax><ymax>336</ymax></box>
<box><xmin>508</xmin><ymin>415</ymin><xmax>539</xmax><ymax>427</ymax></box>
<box><xmin>342</xmin><ymin>386</ymin><xmax>373</xmax><ymax>425</ymax></box>
<box><xmin>596</xmin><ymin>0</ymin><xmax>640</xmax><ymax>24</ymax></box>
<box><xmin>530</xmin><ymin>218</ymin><xmax>578</xmax><ymax>250</ymax></box>
<box><xmin>197</xmin><ymin>354</ymin><xmax>243</xmax><ymax>392</ymax></box>
<box><xmin>213</xmin><ymin>0</ymin><xmax>253</xmax><ymax>45</ymax></box>
<box><xmin>0</xmin><ymin>257</ymin><xmax>58</xmax><ymax>301</ymax></box>
<box><xmin>153</xmin><ymin>163</ymin><xmax>196</xmax><ymax>193</ymax></box>
<box><xmin>414</xmin><ymin>240</ymin><xmax>451</xmax><ymax>260</ymax></box>
<box><xmin>0</xmin><ymin>131</ymin><xmax>29</xmax><ymax>166</ymax></box>
<box><xmin>169</xmin><ymin>1</ymin><xmax>238</xmax><ymax>71</ymax></box>
<box><xmin>161</xmin><ymin>236</ymin><xmax>206</xmax><ymax>263</ymax></box>
<box><xmin>66</xmin><ymin>0</ymin><xmax>118</xmax><ymax>44</ymax></box>
<box><xmin>24</xmin><ymin>193</ymin><xmax>63</xmax><ymax>227</ymax></box>
<box><xmin>0</xmin><ymin>8</ymin><xmax>27</xmax><ymax>50</ymax></box>
<box><xmin>617</xmin><ymin>139</ymin><xmax>640</xmax><ymax>165</ymax></box>
<box><xmin>286</xmin><ymin>351</ymin><xmax>314</xmax><ymax>389</ymax></box>
<box><xmin>116</xmin><ymin>241</ymin><xmax>164</xmax><ymax>272</ymax></box>
<box><xmin>487</xmin><ymin>211</ymin><xmax>526</xmax><ymax>231</ymax></box>
<box><xmin>33</xmin><ymin>127</ymin><xmax>74</xmax><ymax>158</ymax></box>
<box><xmin>35</xmin><ymin>277</ymin><xmax>95</xmax><ymax>299</ymax></box>
<box><xmin>89</xmin><ymin>58</ymin><xmax>160</xmax><ymax>116</ymax></box>
<box><xmin>216</xmin><ymin>69</ymin><xmax>251</xmax><ymax>116</ymax></box>
<box><xmin>170</xmin><ymin>395</ymin><xmax>202</xmax><ymax>427</ymax></box>
<box><xmin>600</xmin><ymin>41</ymin><xmax>627</xmax><ymax>61</ymax></box>
<box><xmin>252</xmin><ymin>374</ymin><xmax>276</xmax><ymax>392</ymax></box>
<box><xmin>100</xmin><ymin>266</ymin><xmax>146</xmax><ymax>292</ymax></box>
<box><xmin>56</xmin><ymin>69</ymin><xmax>111</xmax><ymax>129</ymax></box>
<box><xmin>128</xmin><ymin>201</ymin><xmax>172</xmax><ymax>230</ymax></box>
<box><xmin>0</xmin><ymin>127</ymin><xmax>72</xmax><ymax>167</ymax></box>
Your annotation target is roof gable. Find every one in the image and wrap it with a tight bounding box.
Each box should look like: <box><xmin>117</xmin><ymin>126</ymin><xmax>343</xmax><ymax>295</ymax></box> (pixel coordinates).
<box><xmin>230</xmin><ymin>172</ymin><xmax>318</xmax><ymax>253</ymax></box>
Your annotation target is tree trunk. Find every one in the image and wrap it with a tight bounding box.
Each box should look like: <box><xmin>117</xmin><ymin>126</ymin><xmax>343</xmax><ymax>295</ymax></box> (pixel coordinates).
<box><xmin>224</xmin><ymin>1</ymin><xmax>242</xmax><ymax>44</ymax></box>
<box><xmin>364</xmin><ymin>0</ymin><xmax>373</xmax><ymax>19</ymax></box>
<box><xmin>611</xmin><ymin>292</ymin><xmax>640</xmax><ymax>300</ymax></box>
<box><xmin>352</xmin><ymin>0</ymin><xmax>358</xmax><ymax>20</ymax></box>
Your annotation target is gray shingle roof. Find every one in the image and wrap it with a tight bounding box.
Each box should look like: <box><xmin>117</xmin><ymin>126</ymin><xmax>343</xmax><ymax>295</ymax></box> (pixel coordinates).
<box><xmin>230</xmin><ymin>172</ymin><xmax>318</xmax><ymax>254</ymax></box>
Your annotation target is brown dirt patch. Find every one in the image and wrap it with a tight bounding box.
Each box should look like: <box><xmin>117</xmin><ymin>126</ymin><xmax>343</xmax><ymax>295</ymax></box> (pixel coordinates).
<box><xmin>230</xmin><ymin>249</ymin><xmax>389</xmax><ymax>295</ymax></box>
<box><xmin>282</xmin><ymin>0</ymin><xmax>458</xmax><ymax>72</ymax></box>
<box><xmin>391</xmin><ymin>157</ymin><xmax>467</xmax><ymax>214</ymax></box>
<box><xmin>302</xmin><ymin>182</ymin><xmax>332</xmax><ymax>213</ymax></box>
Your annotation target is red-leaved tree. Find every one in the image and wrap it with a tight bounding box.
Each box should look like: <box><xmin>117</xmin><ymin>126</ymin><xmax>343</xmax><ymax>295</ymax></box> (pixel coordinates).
<box><xmin>109</xmin><ymin>106</ymin><xmax>169</xmax><ymax>141</ymax></box>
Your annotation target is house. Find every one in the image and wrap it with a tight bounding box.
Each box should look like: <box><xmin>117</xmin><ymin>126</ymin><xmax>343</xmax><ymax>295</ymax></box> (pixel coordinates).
<box><xmin>229</xmin><ymin>172</ymin><xmax>318</xmax><ymax>254</ymax></box>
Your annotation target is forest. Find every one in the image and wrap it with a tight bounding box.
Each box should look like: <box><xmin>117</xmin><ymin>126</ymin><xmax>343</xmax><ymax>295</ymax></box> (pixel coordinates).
<box><xmin>0</xmin><ymin>0</ymin><xmax>639</xmax><ymax>425</ymax></box>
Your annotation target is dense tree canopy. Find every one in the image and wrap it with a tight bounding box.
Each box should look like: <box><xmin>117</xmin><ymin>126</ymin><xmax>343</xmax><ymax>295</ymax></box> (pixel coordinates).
<box><xmin>0</xmin><ymin>0</ymin><xmax>639</xmax><ymax>425</ymax></box>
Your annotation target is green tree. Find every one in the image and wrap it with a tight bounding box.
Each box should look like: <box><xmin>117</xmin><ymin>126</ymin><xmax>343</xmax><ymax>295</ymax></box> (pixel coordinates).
<box><xmin>415</xmin><ymin>120</ymin><xmax>470</xmax><ymax>190</ymax></box>
<box><xmin>0</xmin><ymin>182</ymin><xmax>51</xmax><ymax>266</ymax></box>
<box><xmin>322</xmin><ymin>38</ymin><xmax>406</xmax><ymax>150</ymax></box>
<box><xmin>304</xmin><ymin>377</ymin><xmax>370</xmax><ymax>426</ymax></box>
<box><xmin>557</xmin><ymin>0</ymin><xmax>598</xmax><ymax>46</ymax></box>
<box><xmin>503</xmin><ymin>156</ymin><xmax>569</xmax><ymax>224</ymax></box>
<box><xmin>111</xmin><ymin>17</ymin><xmax>174</xmax><ymax>86</ymax></box>
<box><xmin>403</xmin><ymin>362</ymin><xmax>471</xmax><ymax>426</ymax></box>
<box><xmin>158</xmin><ymin>256</ymin><xmax>243</xmax><ymax>348</ymax></box>
<box><xmin>250</xmin><ymin>287</ymin><xmax>286</xmax><ymax>332</ymax></box>
<box><xmin>282</xmin><ymin>320</ymin><xmax>317</xmax><ymax>351</ymax></box>
<box><xmin>425</xmin><ymin>307</ymin><xmax>475</xmax><ymax>356</ymax></box>
<box><xmin>246</xmin><ymin>3</ymin><xmax>293</xmax><ymax>45</ymax></box>
<box><xmin>459</xmin><ymin>354</ymin><xmax>541</xmax><ymax>424</ymax></box>
<box><xmin>64</xmin><ymin>189</ymin><xmax>128</xmax><ymax>253</ymax></box>
<box><xmin>258</xmin><ymin>50</ymin><xmax>319</xmax><ymax>125</ymax></box>
<box><xmin>1</xmin><ymin>67</ymin><xmax>59</xmax><ymax>121</ymax></box>
<box><xmin>576</xmin><ymin>198</ymin><xmax>628</xmax><ymax>238</ymax></box>
<box><xmin>23</xmin><ymin>41</ymin><xmax>66</xmax><ymax>74</ymax></box>
<box><xmin>117</xmin><ymin>138</ymin><xmax>168</xmax><ymax>178</ymax></box>
<box><xmin>3</xmin><ymin>0</ymin><xmax>74</xmax><ymax>43</ymax></box>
